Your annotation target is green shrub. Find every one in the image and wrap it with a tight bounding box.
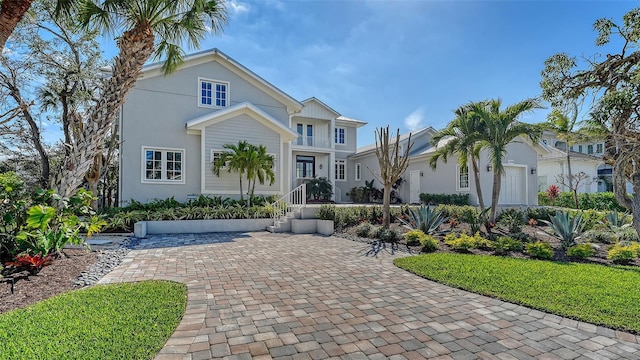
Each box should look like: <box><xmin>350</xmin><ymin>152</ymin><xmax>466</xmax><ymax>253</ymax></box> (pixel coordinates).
<box><xmin>355</xmin><ymin>222</ymin><xmax>373</xmax><ymax>237</ymax></box>
<box><xmin>444</xmin><ymin>232</ymin><xmax>491</xmax><ymax>252</ymax></box>
<box><xmin>334</xmin><ymin>208</ymin><xmax>359</xmax><ymax>228</ymax></box>
<box><xmin>607</xmin><ymin>245</ymin><xmax>637</xmax><ymax>264</ymax></box>
<box><xmin>404</xmin><ymin>229</ymin><xmax>426</xmax><ymax>246</ymax></box>
<box><xmin>305</xmin><ymin>177</ymin><xmax>333</xmax><ymax>201</ymax></box>
<box><xmin>567</xmin><ymin>244</ymin><xmax>595</xmax><ymax>258</ymax></box>
<box><xmin>538</xmin><ymin>191</ymin><xmax>626</xmax><ymax>211</ymax></box>
<box><xmin>526</xmin><ymin>207</ymin><xmax>555</xmax><ymax>223</ymax></box>
<box><xmin>460</xmin><ymin>207</ymin><xmax>490</xmax><ymax>234</ymax></box>
<box><xmin>379</xmin><ymin>228</ymin><xmax>399</xmax><ymax>243</ymax></box>
<box><xmin>316</xmin><ymin>205</ymin><xmax>335</xmax><ymax>220</ymax></box>
<box><xmin>435</xmin><ymin>205</ymin><xmax>478</xmax><ymax>219</ymax></box>
<box><xmin>420</xmin><ymin>235</ymin><xmax>439</xmax><ymax>253</ymax></box>
<box><xmin>493</xmin><ymin>236</ymin><xmax>524</xmax><ymax>255</ymax></box>
<box><xmin>581</xmin><ymin>229</ymin><xmax>617</xmax><ymax>244</ymax></box>
<box><xmin>368</xmin><ymin>225</ymin><xmax>384</xmax><ymax>239</ymax></box>
<box><xmin>498</xmin><ymin>208</ymin><xmax>525</xmax><ymax>234</ymax></box>
<box><xmin>616</xmin><ymin>227</ymin><xmax>640</xmax><ymax>243</ymax></box>
<box><xmin>419</xmin><ymin>193</ymin><xmax>469</xmax><ymax>206</ymax></box>
<box><xmin>525</xmin><ymin>241</ymin><xmax>554</xmax><ymax>259</ymax></box>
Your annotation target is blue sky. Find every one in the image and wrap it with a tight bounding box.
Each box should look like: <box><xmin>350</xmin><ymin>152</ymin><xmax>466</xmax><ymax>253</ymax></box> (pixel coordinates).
<box><xmin>97</xmin><ymin>0</ymin><xmax>634</xmax><ymax>147</ymax></box>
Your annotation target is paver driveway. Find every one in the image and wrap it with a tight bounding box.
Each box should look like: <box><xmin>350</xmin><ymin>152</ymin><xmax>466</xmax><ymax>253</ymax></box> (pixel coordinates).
<box><xmin>99</xmin><ymin>232</ymin><xmax>640</xmax><ymax>360</ymax></box>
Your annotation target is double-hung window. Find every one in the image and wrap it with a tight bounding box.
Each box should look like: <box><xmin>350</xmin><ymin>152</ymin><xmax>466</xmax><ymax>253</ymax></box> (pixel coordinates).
<box><xmin>335</xmin><ymin>160</ymin><xmax>346</xmax><ymax>181</ymax></box>
<box><xmin>587</xmin><ymin>144</ymin><xmax>594</xmax><ymax>154</ymax></box>
<box><xmin>596</xmin><ymin>143</ymin><xmax>603</xmax><ymax>154</ymax></box>
<box><xmin>334</xmin><ymin>127</ymin><xmax>345</xmax><ymax>145</ymax></box>
<box><xmin>457</xmin><ymin>165</ymin><xmax>469</xmax><ymax>190</ymax></box>
<box><xmin>142</xmin><ymin>147</ymin><xmax>184</xmax><ymax>183</ymax></box>
<box><xmin>199</xmin><ymin>78</ymin><xmax>228</xmax><ymax>107</ymax></box>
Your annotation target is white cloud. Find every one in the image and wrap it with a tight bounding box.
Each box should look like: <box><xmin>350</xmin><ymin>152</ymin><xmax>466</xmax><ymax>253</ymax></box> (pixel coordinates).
<box><xmin>228</xmin><ymin>0</ymin><xmax>250</xmax><ymax>15</ymax></box>
<box><xmin>404</xmin><ymin>108</ymin><xmax>425</xmax><ymax>131</ymax></box>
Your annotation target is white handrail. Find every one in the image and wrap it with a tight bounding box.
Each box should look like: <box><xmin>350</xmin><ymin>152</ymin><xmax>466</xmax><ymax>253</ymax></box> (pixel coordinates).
<box><xmin>271</xmin><ymin>183</ymin><xmax>306</xmax><ymax>226</ymax></box>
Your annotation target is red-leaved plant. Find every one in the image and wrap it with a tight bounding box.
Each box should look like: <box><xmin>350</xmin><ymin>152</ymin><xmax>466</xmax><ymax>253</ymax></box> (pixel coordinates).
<box><xmin>546</xmin><ymin>184</ymin><xmax>561</xmax><ymax>205</ymax></box>
<box><xmin>6</xmin><ymin>253</ymin><xmax>54</xmax><ymax>274</ymax></box>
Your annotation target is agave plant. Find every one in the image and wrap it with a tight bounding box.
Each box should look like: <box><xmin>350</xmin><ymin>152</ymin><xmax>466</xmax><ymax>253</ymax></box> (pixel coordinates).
<box><xmin>541</xmin><ymin>211</ymin><xmax>585</xmax><ymax>249</ymax></box>
<box><xmin>399</xmin><ymin>206</ymin><xmax>448</xmax><ymax>235</ymax></box>
<box><xmin>605</xmin><ymin>210</ymin><xmax>630</xmax><ymax>228</ymax></box>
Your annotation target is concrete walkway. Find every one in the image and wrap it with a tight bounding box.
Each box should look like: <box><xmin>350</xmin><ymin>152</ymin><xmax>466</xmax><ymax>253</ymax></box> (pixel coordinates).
<box><xmin>99</xmin><ymin>232</ymin><xmax>640</xmax><ymax>360</ymax></box>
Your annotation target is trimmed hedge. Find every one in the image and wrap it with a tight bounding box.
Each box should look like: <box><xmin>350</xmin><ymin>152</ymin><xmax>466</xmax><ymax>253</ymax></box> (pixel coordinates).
<box><xmin>420</xmin><ymin>193</ymin><xmax>469</xmax><ymax>206</ymax></box>
<box><xmin>538</xmin><ymin>191</ymin><xmax>627</xmax><ymax>211</ymax></box>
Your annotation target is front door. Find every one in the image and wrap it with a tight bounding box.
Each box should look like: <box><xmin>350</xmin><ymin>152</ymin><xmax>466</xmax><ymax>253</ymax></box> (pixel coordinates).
<box><xmin>499</xmin><ymin>167</ymin><xmax>524</xmax><ymax>204</ymax></box>
<box><xmin>410</xmin><ymin>170</ymin><xmax>421</xmax><ymax>204</ymax></box>
<box><xmin>296</xmin><ymin>155</ymin><xmax>315</xmax><ymax>179</ymax></box>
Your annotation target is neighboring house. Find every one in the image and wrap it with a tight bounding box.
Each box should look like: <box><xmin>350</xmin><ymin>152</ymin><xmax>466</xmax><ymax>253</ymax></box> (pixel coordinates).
<box><xmin>118</xmin><ymin>48</ymin><xmax>365</xmax><ymax>204</ymax></box>
<box><xmin>341</xmin><ymin>129</ymin><xmax>541</xmax><ymax>206</ymax></box>
<box><xmin>537</xmin><ymin>130</ymin><xmax>619</xmax><ymax>193</ymax></box>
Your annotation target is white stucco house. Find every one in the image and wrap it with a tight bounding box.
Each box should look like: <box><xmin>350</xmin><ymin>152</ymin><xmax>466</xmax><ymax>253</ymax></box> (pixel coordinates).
<box><xmin>118</xmin><ymin>48</ymin><xmax>365</xmax><ymax>205</ymax></box>
<box><xmin>536</xmin><ymin>130</ymin><xmax>624</xmax><ymax>193</ymax></box>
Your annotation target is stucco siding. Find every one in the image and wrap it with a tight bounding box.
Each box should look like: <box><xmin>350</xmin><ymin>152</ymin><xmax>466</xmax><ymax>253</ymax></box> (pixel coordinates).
<box><xmin>204</xmin><ymin>115</ymin><xmax>281</xmax><ymax>194</ymax></box>
<box><xmin>538</xmin><ymin>159</ymin><xmax>599</xmax><ymax>193</ymax></box>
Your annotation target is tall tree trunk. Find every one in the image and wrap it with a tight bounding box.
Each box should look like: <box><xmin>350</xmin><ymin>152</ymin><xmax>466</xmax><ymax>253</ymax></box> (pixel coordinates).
<box><xmin>53</xmin><ymin>23</ymin><xmax>155</xmax><ymax>198</ymax></box>
<box><xmin>631</xmin><ymin>173</ymin><xmax>640</xmax><ymax>239</ymax></box>
<box><xmin>85</xmin><ymin>154</ymin><xmax>102</xmax><ymax>210</ymax></box>
<box><xmin>382</xmin><ymin>183</ymin><xmax>392</xmax><ymax>228</ymax></box>
<box><xmin>490</xmin><ymin>170</ymin><xmax>501</xmax><ymax>223</ymax></box>
<box><xmin>0</xmin><ymin>0</ymin><xmax>34</xmax><ymax>51</ymax></box>
<box><xmin>566</xmin><ymin>152</ymin><xmax>578</xmax><ymax>208</ymax></box>
<box><xmin>470</xmin><ymin>155</ymin><xmax>485</xmax><ymax>211</ymax></box>
<box><xmin>238</xmin><ymin>175</ymin><xmax>244</xmax><ymax>202</ymax></box>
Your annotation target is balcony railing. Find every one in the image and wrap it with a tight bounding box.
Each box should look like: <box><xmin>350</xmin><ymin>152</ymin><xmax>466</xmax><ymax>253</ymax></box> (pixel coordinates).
<box><xmin>295</xmin><ymin>135</ymin><xmax>330</xmax><ymax>148</ymax></box>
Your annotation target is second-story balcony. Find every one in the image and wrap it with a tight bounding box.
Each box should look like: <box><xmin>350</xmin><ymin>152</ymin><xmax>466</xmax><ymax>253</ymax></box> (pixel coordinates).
<box><xmin>295</xmin><ymin>135</ymin><xmax>331</xmax><ymax>148</ymax></box>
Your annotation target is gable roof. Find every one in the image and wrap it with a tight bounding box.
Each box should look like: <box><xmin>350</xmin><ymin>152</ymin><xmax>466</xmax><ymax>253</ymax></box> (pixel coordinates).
<box><xmin>353</xmin><ymin>127</ymin><xmax>436</xmax><ymax>157</ymax></box>
<box><xmin>300</xmin><ymin>97</ymin><xmax>341</xmax><ymax>117</ymax></box>
<box><xmin>538</xmin><ymin>144</ymin><xmax>602</xmax><ymax>162</ymax></box>
<box><xmin>140</xmin><ymin>48</ymin><xmax>303</xmax><ymax>114</ymax></box>
<box><xmin>186</xmin><ymin>102</ymin><xmax>299</xmax><ymax>141</ymax></box>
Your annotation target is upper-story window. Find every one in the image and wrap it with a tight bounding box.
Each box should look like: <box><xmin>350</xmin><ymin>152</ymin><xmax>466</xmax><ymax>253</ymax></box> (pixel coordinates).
<box><xmin>335</xmin><ymin>127</ymin><xmax>346</xmax><ymax>145</ymax></box>
<box><xmin>199</xmin><ymin>78</ymin><xmax>228</xmax><ymax>108</ymax></box>
<box><xmin>587</xmin><ymin>144</ymin><xmax>594</xmax><ymax>154</ymax></box>
<box><xmin>596</xmin><ymin>143</ymin><xmax>603</xmax><ymax>154</ymax></box>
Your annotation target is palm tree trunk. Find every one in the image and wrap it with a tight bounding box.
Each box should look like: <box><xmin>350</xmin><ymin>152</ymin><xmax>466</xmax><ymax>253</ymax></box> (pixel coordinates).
<box><xmin>382</xmin><ymin>183</ymin><xmax>392</xmax><ymax>228</ymax></box>
<box><xmin>470</xmin><ymin>155</ymin><xmax>485</xmax><ymax>211</ymax></box>
<box><xmin>53</xmin><ymin>24</ymin><xmax>155</xmax><ymax>198</ymax></box>
<box><xmin>490</xmin><ymin>171</ymin><xmax>501</xmax><ymax>223</ymax></box>
<box><xmin>566</xmin><ymin>152</ymin><xmax>578</xmax><ymax>209</ymax></box>
<box><xmin>238</xmin><ymin>175</ymin><xmax>244</xmax><ymax>202</ymax></box>
<box><xmin>0</xmin><ymin>0</ymin><xmax>34</xmax><ymax>51</ymax></box>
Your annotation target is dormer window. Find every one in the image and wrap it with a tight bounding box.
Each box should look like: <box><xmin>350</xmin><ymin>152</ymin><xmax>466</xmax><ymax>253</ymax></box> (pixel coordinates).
<box><xmin>199</xmin><ymin>78</ymin><xmax>228</xmax><ymax>108</ymax></box>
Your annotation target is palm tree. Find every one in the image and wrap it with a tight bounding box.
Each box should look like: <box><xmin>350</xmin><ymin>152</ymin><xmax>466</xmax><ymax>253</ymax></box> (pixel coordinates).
<box><xmin>53</xmin><ymin>0</ymin><xmax>228</xmax><ymax>197</ymax></box>
<box><xmin>430</xmin><ymin>102</ymin><xmax>487</xmax><ymax>211</ymax></box>
<box><xmin>0</xmin><ymin>0</ymin><xmax>35</xmax><ymax>51</ymax></box>
<box><xmin>476</xmin><ymin>98</ymin><xmax>542</xmax><ymax>223</ymax></box>
<box><xmin>213</xmin><ymin>141</ymin><xmax>250</xmax><ymax>204</ymax></box>
<box><xmin>245</xmin><ymin>144</ymin><xmax>275</xmax><ymax>206</ymax></box>
<box><xmin>543</xmin><ymin>104</ymin><xmax>589</xmax><ymax>208</ymax></box>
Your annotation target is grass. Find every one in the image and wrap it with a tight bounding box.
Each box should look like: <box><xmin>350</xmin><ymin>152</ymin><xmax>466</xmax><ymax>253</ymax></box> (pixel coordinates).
<box><xmin>394</xmin><ymin>253</ymin><xmax>640</xmax><ymax>334</ymax></box>
<box><xmin>0</xmin><ymin>280</ymin><xmax>186</xmax><ymax>360</ymax></box>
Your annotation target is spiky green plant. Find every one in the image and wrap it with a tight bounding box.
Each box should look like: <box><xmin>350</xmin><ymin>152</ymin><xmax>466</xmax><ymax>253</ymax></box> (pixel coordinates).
<box><xmin>605</xmin><ymin>210</ymin><xmax>630</xmax><ymax>228</ymax></box>
<box><xmin>542</xmin><ymin>210</ymin><xmax>585</xmax><ymax>249</ymax></box>
<box><xmin>399</xmin><ymin>206</ymin><xmax>448</xmax><ymax>235</ymax></box>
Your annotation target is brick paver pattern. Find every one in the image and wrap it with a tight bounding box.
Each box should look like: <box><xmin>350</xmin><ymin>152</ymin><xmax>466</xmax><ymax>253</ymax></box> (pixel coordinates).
<box><xmin>99</xmin><ymin>232</ymin><xmax>640</xmax><ymax>360</ymax></box>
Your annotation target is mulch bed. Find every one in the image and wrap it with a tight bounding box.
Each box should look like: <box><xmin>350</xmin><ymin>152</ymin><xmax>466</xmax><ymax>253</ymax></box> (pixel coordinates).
<box><xmin>0</xmin><ymin>249</ymin><xmax>97</xmax><ymax>314</ymax></box>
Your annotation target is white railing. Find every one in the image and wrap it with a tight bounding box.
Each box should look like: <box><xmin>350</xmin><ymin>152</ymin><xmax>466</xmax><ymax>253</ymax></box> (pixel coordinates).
<box><xmin>295</xmin><ymin>135</ymin><xmax>331</xmax><ymax>148</ymax></box>
<box><xmin>271</xmin><ymin>183</ymin><xmax>306</xmax><ymax>226</ymax></box>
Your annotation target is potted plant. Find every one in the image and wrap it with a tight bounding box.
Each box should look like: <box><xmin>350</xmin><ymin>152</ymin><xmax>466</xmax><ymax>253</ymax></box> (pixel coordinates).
<box><xmin>316</xmin><ymin>204</ymin><xmax>335</xmax><ymax>235</ymax></box>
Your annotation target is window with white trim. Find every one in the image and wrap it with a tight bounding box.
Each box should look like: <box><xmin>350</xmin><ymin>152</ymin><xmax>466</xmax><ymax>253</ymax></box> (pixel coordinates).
<box><xmin>578</xmin><ymin>145</ymin><xmax>583</xmax><ymax>153</ymax></box>
<box><xmin>596</xmin><ymin>143</ymin><xmax>603</xmax><ymax>154</ymax></box>
<box><xmin>199</xmin><ymin>78</ymin><xmax>228</xmax><ymax>107</ymax></box>
<box><xmin>335</xmin><ymin>160</ymin><xmax>346</xmax><ymax>181</ymax></box>
<box><xmin>457</xmin><ymin>165</ymin><xmax>469</xmax><ymax>190</ymax></box>
<box><xmin>587</xmin><ymin>144</ymin><xmax>594</xmax><ymax>154</ymax></box>
<box><xmin>210</xmin><ymin>150</ymin><xmax>230</xmax><ymax>169</ymax></box>
<box><xmin>355</xmin><ymin>163</ymin><xmax>361</xmax><ymax>181</ymax></box>
<box><xmin>334</xmin><ymin>127</ymin><xmax>345</xmax><ymax>145</ymax></box>
<box><xmin>143</xmin><ymin>147</ymin><xmax>184</xmax><ymax>183</ymax></box>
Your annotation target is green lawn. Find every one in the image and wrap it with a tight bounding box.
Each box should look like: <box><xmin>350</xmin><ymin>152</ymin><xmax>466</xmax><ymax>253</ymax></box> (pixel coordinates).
<box><xmin>0</xmin><ymin>280</ymin><xmax>186</xmax><ymax>360</ymax></box>
<box><xmin>394</xmin><ymin>253</ymin><xmax>640</xmax><ymax>334</ymax></box>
